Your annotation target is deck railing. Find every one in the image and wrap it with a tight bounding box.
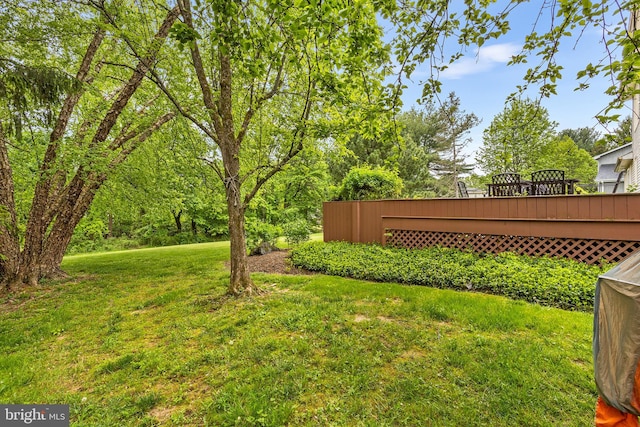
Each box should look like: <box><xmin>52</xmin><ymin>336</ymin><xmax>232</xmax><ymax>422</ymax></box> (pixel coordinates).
<box><xmin>323</xmin><ymin>194</ymin><xmax>640</xmax><ymax>264</ymax></box>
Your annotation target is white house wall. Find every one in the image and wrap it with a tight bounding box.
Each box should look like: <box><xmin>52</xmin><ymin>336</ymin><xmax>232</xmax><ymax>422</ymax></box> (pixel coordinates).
<box><xmin>631</xmin><ymin>11</ymin><xmax>640</xmax><ymax>191</ymax></box>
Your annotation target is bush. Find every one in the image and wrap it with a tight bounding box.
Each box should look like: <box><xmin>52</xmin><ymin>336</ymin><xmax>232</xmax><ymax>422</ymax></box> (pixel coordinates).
<box><xmin>67</xmin><ymin>218</ymin><xmax>108</xmax><ymax>254</ymax></box>
<box><xmin>282</xmin><ymin>219</ymin><xmax>310</xmax><ymax>246</ymax></box>
<box><xmin>66</xmin><ymin>236</ymin><xmax>142</xmax><ymax>255</ymax></box>
<box><xmin>245</xmin><ymin>219</ymin><xmax>281</xmax><ymax>251</ymax></box>
<box><xmin>290</xmin><ymin>241</ymin><xmax>610</xmax><ymax>311</ymax></box>
<box><xmin>337</xmin><ymin>165</ymin><xmax>403</xmax><ymax>201</ymax></box>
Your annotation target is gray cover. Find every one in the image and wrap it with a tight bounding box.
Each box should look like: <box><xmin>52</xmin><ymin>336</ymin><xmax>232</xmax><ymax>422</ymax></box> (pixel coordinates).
<box><xmin>594</xmin><ymin>250</ymin><xmax>640</xmax><ymax>415</ymax></box>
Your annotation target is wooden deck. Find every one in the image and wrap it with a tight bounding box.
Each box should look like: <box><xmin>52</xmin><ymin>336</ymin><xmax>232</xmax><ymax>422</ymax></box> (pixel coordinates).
<box><xmin>323</xmin><ymin>194</ymin><xmax>640</xmax><ymax>264</ymax></box>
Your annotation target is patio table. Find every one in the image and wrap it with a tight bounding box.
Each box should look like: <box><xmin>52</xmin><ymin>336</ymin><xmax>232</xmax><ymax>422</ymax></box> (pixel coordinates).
<box><xmin>531</xmin><ymin>178</ymin><xmax>580</xmax><ymax>195</ymax></box>
<box><xmin>486</xmin><ymin>180</ymin><xmax>531</xmax><ymax>197</ymax></box>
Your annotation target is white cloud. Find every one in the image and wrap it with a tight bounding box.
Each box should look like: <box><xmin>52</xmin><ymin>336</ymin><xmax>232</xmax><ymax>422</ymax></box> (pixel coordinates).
<box><xmin>440</xmin><ymin>43</ymin><xmax>521</xmax><ymax>79</ymax></box>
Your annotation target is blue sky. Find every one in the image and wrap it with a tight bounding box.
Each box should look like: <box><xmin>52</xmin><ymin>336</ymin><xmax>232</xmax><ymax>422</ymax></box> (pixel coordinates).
<box><xmin>393</xmin><ymin>2</ymin><xmax>630</xmax><ymax>162</ymax></box>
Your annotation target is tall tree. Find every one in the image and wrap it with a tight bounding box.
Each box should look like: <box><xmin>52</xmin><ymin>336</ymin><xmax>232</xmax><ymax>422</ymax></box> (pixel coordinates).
<box><xmin>325</xmin><ymin>133</ymin><xmax>401</xmax><ymax>187</ymax></box>
<box><xmin>476</xmin><ymin>98</ymin><xmax>557</xmax><ymax>176</ymax></box>
<box><xmin>558</xmin><ymin>127</ymin><xmax>602</xmax><ymax>156</ymax></box>
<box><xmin>536</xmin><ymin>135</ymin><xmax>598</xmax><ymax>184</ymax></box>
<box><xmin>147</xmin><ymin>0</ymin><xmax>392</xmax><ymax>295</ymax></box>
<box><xmin>328</xmin><ymin>94</ymin><xmax>478</xmax><ymax>199</ymax></box>
<box><xmin>0</xmin><ymin>2</ymin><xmax>179</xmax><ymax>289</ymax></box>
<box><xmin>430</xmin><ymin>92</ymin><xmax>479</xmax><ymax>196</ymax></box>
<box><xmin>396</xmin><ymin>136</ymin><xmax>439</xmax><ymax>198</ymax></box>
<box><xmin>393</xmin><ymin>98</ymin><xmax>478</xmax><ymax>198</ymax></box>
<box><xmin>394</xmin><ymin>106</ymin><xmax>444</xmax><ymax>197</ymax></box>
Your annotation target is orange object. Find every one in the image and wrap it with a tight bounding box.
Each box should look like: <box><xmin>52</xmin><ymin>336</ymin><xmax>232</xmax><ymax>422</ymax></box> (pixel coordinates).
<box><xmin>595</xmin><ymin>397</ymin><xmax>639</xmax><ymax>426</ymax></box>
<box><xmin>595</xmin><ymin>361</ymin><xmax>640</xmax><ymax>426</ymax></box>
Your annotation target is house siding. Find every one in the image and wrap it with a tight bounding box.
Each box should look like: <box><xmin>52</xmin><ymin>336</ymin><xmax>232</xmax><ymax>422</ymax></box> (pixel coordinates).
<box><xmin>630</xmin><ymin>10</ymin><xmax>640</xmax><ymax>191</ymax></box>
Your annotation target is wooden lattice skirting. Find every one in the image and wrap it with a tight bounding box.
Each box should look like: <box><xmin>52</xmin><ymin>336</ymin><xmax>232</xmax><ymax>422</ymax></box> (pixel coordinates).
<box><xmin>384</xmin><ymin>229</ymin><xmax>640</xmax><ymax>265</ymax></box>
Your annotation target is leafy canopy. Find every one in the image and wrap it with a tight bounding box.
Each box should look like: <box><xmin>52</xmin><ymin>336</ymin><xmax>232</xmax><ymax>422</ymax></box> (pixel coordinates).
<box><xmin>389</xmin><ymin>1</ymin><xmax>639</xmax><ymax>123</ymax></box>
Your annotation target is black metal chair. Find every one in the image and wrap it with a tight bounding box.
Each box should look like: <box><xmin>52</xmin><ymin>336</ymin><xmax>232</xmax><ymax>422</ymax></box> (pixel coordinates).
<box><xmin>457</xmin><ymin>181</ymin><xmax>469</xmax><ymax>198</ymax></box>
<box><xmin>490</xmin><ymin>173</ymin><xmax>522</xmax><ymax>196</ymax></box>
<box><xmin>531</xmin><ymin>169</ymin><xmax>565</xmax><ymax>195</ymax></box>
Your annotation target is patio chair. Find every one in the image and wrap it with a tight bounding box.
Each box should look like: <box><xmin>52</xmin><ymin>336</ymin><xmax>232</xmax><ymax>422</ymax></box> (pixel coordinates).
<box><xmin>490</xmin><ymin>173</ymin><xmax>522</xmax><ymax>196</ymax></box>
<box><xmin>457</xmin><ymin>181</ymin><xmax>469</xmax><ymax>198</ymax></box>
<box><xmin>531</xmin><ymin>169</ymin><xmax>565</xmax><ymax>195</ymax></box>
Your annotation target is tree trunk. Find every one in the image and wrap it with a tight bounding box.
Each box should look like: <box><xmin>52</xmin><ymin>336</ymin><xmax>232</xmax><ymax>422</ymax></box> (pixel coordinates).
<box><xmin>36</xmin><ymin>111</ymin><xmax>176</xmax><ymax>281</ymax></box>
<box><xmin>173</xmin><ymin>210</ymin><xmax>183</xmax><ymax>233</ymax></box>
<box><xmin>191</xmin><ymin>219</ymin><xmax>197</xmax><ymax>236</ymax></box>
<box><xmin>12</xmin><ymin>28</ymin><xmax>107</xmax><ymax>290</ymax></box>
<box><xmin>39</xmin><ymin>178</ymin><xmax>99</xmax><ymax>277</ymax></box>
<box><xmin>221</xmin><ymin>143</ymin><xmax>257</xmax><ymax>296</ymax></box>
<box><xmin>17</xmin><ymin>177</ymin><xmax>51</xmax><ymax>287</ymax></box>
<box><xmin>1</xmin><ymin>9</ymin><xmax>179</xmax><ymax>289</ymax></box>
<box><xmin>207</xmin><ymin>45</ymin><xmax>256</xmax><ymax>296</ymax></box>
<box><xmin>226</xmin><ymin>187</ymin><xmax>254</xmax><ymax>296</ymax></box>
<box><xmin>0</xmin><ymin>126</ymin><xmax>21</xmax><ymax>290</ymax></box>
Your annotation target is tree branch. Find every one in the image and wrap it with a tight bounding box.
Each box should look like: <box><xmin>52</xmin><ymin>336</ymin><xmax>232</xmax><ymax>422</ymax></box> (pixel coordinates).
<box><xmin>49</xmin><ymin>26</ymin><xmax>106</xmax><ymax>144</ymax></box>
<box><xmin>236</xmin><ymin>51</ymin><xmax>288</xmax><ymax>145</ymax></box>
<box><xmin>89</xmin><ymin>6</ymin><xmax>180</xmax><ymax>148</ymax></box>
<box><xmin>147</xmin><ymin>68</ymin><xmax>219</xmax><ymax>144</ymax></box>
<box><xmin>107</xmin><ymin>112</ymin><xmax>177</xmax><ymax>170</ymax></box>
<box><xmin>243</xmin><ymin>73</ymin><xmax>315</xmax><ymax>206</ymax></box>
<box><xmin>199</xmin><ymin>156</ymin><xmax>224</xmax><ymax>181</ymax></box>
<box><xmin>177</xmin><ymin>0</ymin><xmax>223</xmax><ymax>135</ymax></box>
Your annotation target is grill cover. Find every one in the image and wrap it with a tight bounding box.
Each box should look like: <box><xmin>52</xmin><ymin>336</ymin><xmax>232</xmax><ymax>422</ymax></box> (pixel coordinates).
<box><xmin>594</xmin><ymin>250</ymin><xmax>640</xmax><ymax>415</ymax></box>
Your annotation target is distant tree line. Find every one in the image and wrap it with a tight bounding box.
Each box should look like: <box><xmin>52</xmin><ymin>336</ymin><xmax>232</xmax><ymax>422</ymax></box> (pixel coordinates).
<box><xmin>72</xmin><ymin>94</ymin><xmax>624</xmax><ymax>255</ymax></box>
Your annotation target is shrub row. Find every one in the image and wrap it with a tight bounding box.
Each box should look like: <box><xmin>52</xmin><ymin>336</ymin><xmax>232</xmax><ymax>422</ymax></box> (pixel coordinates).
<box><xmin>289</xmin><ymin>241</ymin><xmax>611</xmax><ymax>311</ymax></box>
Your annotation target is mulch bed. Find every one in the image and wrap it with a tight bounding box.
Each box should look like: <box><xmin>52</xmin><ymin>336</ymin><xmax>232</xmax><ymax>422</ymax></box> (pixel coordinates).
<box><xmin>243</xmin><ymin>249</ymin><xmax>316</xmax><ymax>275</ymax></box>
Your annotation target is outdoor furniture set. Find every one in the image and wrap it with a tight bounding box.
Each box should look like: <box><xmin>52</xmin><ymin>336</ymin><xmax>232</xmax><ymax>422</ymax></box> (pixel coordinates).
<box><xmin>485</xmin><ymin>169</ymin><xmax>579</xmax><ymax>197</ymax></box>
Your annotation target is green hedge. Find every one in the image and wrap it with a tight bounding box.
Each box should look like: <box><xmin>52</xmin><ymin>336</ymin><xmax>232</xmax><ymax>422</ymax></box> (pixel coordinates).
<box><xmin>290</xmin><ymin>241</ymin><xmax>612</xmax><ymax>311</ymax></box>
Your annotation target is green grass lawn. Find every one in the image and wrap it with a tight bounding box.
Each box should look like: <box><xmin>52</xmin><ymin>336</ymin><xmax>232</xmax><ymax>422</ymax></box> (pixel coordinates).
<box><xmin>1</xmin><ymin>242</ymin><xmax>597</xmax><ymax>426</ymax></box>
